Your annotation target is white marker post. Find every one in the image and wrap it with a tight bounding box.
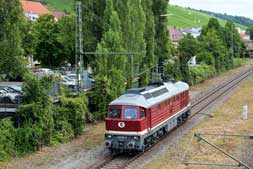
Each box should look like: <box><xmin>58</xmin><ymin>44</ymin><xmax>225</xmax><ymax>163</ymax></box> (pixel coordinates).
<box><xmin>242</xmin><ymin>105</ymin><xmax>248</xmax><ymax>120</ymax></box>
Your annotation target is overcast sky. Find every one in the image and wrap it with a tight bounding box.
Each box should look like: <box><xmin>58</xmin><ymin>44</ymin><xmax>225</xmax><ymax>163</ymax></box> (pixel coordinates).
<box><xmin>170</xmin><ymin>0</ymin><xmax>253</xmax><ymax>19</ymax></box>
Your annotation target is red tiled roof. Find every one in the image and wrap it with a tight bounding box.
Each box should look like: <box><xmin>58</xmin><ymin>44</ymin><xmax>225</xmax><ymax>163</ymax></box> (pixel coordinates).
<box><xmin>21</xmin><ymin>0</ymin><xmax>50</xmax><ymax>15</ymax></box>
<box><xmin>51</xmin><ymin>11</ymin><xmax>65</xmax><ymax>19</ymax></box>
<box><xmin>240</xmin><ymin>33</ymin><xmax>250</xmax><ymax>40</ymax></box>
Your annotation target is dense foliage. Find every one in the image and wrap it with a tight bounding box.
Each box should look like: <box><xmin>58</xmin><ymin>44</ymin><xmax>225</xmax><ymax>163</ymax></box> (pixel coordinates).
<box><xmin>86</xmin><ymin>0</ymin><xmax>172</xmax><ymax>117</ymax></box>
<box><xmin>0</xmin><ymin>0</ymin><xmax>27</xmax><ymax>79</ymax></box>
<box><xmin>165</xmin><ymin>18</ymin><xmax>246</xmax><ymax>84</ymax></box>
<box><xmin>0</xmin><ymin>75</ymin><xmax>88</xmax><ymax>161</ymax></box>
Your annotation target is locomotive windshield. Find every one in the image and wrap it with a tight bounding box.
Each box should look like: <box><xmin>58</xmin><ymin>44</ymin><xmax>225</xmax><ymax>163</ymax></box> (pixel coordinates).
<box><xmin>108</xmin><ymin>108</ymin><xmax>121</xmax><ymax>118</ymax></box>
<box><xmin>124</xmin><ymin>107</ymin><xmax>138</xmax><ymax>119</ymax></box>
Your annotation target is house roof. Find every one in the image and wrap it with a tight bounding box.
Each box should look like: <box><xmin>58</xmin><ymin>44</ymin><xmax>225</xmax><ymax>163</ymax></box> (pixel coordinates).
<box><xmin>240</xmin><ymin>33</ymin><xmax>250</xmax><ymax>40</ymax></box>
<box><xmin>21</xmin><ymin>0</ymin><xmax>50</xmax><ymax>15</ymax></box>
<box><xmin>51</xmin><ymin>10</ymin><xmax>65</xmax><ymax>19</ymax></box>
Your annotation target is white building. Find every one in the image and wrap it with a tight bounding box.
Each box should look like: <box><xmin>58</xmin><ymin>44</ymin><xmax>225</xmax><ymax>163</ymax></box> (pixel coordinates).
<box><xmin>181</xmin><ymin>27</ymin><xmax>201</xmax><ymax>38</ymax></box>
<box><xmin>21</xmin><ymin>0</ymin><xmax>50</xmax><ymax>21</ymax></box>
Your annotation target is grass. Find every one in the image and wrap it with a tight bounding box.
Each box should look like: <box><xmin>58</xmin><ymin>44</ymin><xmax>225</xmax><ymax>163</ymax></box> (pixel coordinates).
<box><xmin>145</xmin><ymin>77</ymin><xmax>253</xmax><ymax>169</ymax></box>
<box><xmin>43</xmin><ymin>0</ymin><xmax>75</xmax><ymax>14</ymax></box>
<box><xmin>167</xmin><ymin>5</ymin><xmax>247</xmax><ymax>29</ymax></box>
<box><xmin>82</xmin><ymin>122</ymin><xmax>105</xmax><ymax>149</ymax></box>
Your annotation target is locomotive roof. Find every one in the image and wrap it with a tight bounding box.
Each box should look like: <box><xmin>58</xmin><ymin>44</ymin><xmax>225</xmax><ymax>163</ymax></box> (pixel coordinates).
<box><xmin>109</xmin><ymin>81</ymin><xmax>189</xmax><ymax>108</ymax></box>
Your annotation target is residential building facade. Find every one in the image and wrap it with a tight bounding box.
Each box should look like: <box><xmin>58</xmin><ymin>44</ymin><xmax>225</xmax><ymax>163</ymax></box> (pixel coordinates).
<box><xmin>21</xmin><ymin>0</ymin><xmax>50</xmax><ymax>21</ymax></box>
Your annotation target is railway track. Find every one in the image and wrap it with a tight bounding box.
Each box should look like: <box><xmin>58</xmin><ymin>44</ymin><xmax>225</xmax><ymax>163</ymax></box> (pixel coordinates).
<box><xmin>90</xmin><ymin>68</ymin><xmax>253</xmax><ymax>169</ymax></box>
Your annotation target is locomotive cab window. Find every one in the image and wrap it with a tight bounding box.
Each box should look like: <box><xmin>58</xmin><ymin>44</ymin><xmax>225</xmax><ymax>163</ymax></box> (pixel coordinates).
<box><xmin>108</xmin><ymin>108</ymin><xmax>121</xmax><ymax>118</ymax></box>
<box><xmin>140</xmin><ymin>110</ymin><xmax>146</xmax><ymax>119</ymax></box>
<box><xmin>124</xmin><ymin>107</ymin><xmax>138</xmax><ymax>119</ymax></box>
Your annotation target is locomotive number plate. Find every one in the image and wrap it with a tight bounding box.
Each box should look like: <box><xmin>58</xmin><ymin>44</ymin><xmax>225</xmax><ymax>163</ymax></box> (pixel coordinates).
<box><xmin>118</xmin><ymin>122</ymin><xmax>126</xmax><ymax>128</ymax></box>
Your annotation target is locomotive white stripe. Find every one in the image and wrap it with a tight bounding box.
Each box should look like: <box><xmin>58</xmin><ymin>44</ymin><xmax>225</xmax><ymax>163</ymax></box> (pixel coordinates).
<box><xmin>105</xmin><ymin>103</ymin><xmax>191</xmax><ymax>136</ymax></box>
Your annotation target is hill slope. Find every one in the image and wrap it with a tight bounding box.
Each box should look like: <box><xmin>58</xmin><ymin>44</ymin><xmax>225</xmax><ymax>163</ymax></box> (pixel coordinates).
<box><xmin>46</xmin><ymin>0</ymin><xmax>74</xmax><ymax>13</ymax></box>
<box><xmin>32</xmin><ymin>0</ymin><xmax>74</xmax><ymax>13</ymax></box>
<box><xmin>167</xmin><ymin>5</ymin><xmax>246</xmax><ymax>29</ymax></box>
<box><xmin>196</xmin><ymin>9</ymin><xmax>253</xmax><ymax>27</ymax></box>
<box><xmin>33</xmin><ymin>1</ymin><xmax>247</xmax><ymax>29</ymax></box>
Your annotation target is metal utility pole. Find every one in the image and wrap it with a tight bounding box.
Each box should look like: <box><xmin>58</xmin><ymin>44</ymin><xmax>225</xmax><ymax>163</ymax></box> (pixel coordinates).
<box><xmin>76</xmin><ymin>1</ymin><xmax>84</xmax><ymax>93</ymax></box>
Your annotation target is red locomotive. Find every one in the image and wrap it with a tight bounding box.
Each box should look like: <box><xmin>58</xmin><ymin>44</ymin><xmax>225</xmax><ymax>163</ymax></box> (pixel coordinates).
<box><xmin>104</xmin><ymin>81</ymin><xmax>191</xmax><ymax>153</ymax></box>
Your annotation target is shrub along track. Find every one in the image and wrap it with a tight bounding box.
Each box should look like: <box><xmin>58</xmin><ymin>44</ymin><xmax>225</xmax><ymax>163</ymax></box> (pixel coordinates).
<box><xmin>89</xmin><ymin>68</ymin><xmax>253</xmax><ymax>169</ymax></box>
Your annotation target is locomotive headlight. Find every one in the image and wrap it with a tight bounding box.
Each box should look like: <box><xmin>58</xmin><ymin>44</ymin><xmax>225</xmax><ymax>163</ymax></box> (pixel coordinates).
<box><xmin>133</xmin><ymin>136</ymin><xmax>140</xmax><ymax>140</ymax></box>
<box><xmin>105</xmin><ymin>134</ymin><xmax>112</xmax><ymax>139</ymax></box>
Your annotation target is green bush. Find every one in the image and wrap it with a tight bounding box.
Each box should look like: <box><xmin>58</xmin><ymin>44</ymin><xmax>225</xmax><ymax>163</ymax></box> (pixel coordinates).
<box><xmin>189</xmin><ymin>64</ymin><xmax>216</xmax><ymax>85</ymax></box>
<box><xmin>51</xmin><ymin>120</ymin><xmax>74</xmax><ymax>144</ymax></box>
<box><xmin>55</xmin><ymin>95</ymin><xmax>88</xmax><ymax>137</ymax></box>
<box><xmin>233</xmin><ymin>58</ymin><xmax>247</xmax><ymax>68</ymax></box>
<box><xmin>15</xmin><ymin>126</ymin><xmax>43</xmax><ymax>154</ymax></box>
<box><xmin>0</xmin><ymin>119</ymin><xmax>16</xmax><ymax>162</ymax></box>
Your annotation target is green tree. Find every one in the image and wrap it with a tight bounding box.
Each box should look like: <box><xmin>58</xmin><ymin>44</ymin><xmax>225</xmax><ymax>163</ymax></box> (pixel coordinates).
<box><xmin>153</xmin><ymin>0</ymin><xmax>171</xmax><ymax>59</ymax></box>
<box><xmin>140</xmin><ymin>0</ymin><xmax>156</xmax><ymax>85</ymax></box>
<box><xmin>201</xmin><ymin>18</ymin><xmax>226</xmax><ymax>43</ymax></box>
<box><xmin>246</xmin><ymin>26</ymin><xmax>253</xmax><ymax>40</ymax></box>
<box><xmin>164</xmin><ymin>57</ymin><xmax>182</xmax><ymax>81</ymax></box>
<box><xmin>20</xmin><ymin>19</ymin><xmax>38</xmax><ymax>59</ymax></box>
<box><xmin>58</xmin><ymin>15</ymin><xmax>76</xmax><ymax>65</ymax></box>
<box><xmin>224</xmin><ymin>21</ymin><xmax>244</xmax><ymax>59</ymax></box>
<box><xmin>81</xmin><ymin>0</ymin><xmax>106</xmax><ymax>66</ymax></box>
<box><xmin>0</xmin><ymin>0</ymin><xmax>27</xmax><ymax>79</ymax></box>
<box><xmin>199</xmin><ymin>30</ymin><xmax>226</xmax><ymax>72</ymax></box>
<box><xmin>92</xmin><ymin>0</ymin><xmax>126</xmax><ymax>116</ymax></box>
<box><xmin>178</xmin><ymin>34</ymin><xmax>199</xmax><ymax>82</ymax></box>
<box><xmin>17</xmin><ymin>75</ymin><xmax>54</xmax><ymax>150</ymax></box>
<box><xmin>34</xmin><ymin>14</ymin><xmax>65</xmax><ymax>67</ymax></box>
<box><xmin>114</xmin><ymin>0</ymin><xmax>146</xmax><ymax>87</ymax></box>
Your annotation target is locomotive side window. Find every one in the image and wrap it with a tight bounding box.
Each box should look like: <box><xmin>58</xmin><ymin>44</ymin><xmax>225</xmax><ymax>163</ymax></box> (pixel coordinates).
<box><xmin>165</xmin><ymin>100</ymin><xmax>169</xmax><ymax>106</ymax></box>
<box><xmin>140</xmin><ymin>110</ymin><xmax>146</xmax><ymax>118</ymax></box>
<box><xmin>157</xmin><ymin>104</ymin><xmax>161</xmax><ymax>110</ymax></box>
<box><xmin>108</xmin><ymin>108</ymin><xmax>121</xmax><ymax>118</ymax></box>
<box><xmin>124</xmin><ymin>107</ymin><xmax>138</xmax><ymax>119</ymax></box>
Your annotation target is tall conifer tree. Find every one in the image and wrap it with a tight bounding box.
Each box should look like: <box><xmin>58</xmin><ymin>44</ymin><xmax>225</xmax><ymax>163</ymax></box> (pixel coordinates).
<box><xmin>92</xmin><ymin>0</ymin><xmax>126</xmax><ymax>115</ymax></box>
<box><xmin>153</xmin><ymin>0</ymin><xmax>171</xmax><ymax>59</ymax></box>
<box><xmin>81</xmin><ymin>0</ymin><xmax>105</xmax><ymax>65</ymax></box>
<box><xmin>140</xmin><ymin>0</ymin><xmax>156</xmax><ymax>85</ymax></box>
<box><xmin>0</xmin><ymin>0</ymin><xmax>26</xmax><ymax>79</ymax></box>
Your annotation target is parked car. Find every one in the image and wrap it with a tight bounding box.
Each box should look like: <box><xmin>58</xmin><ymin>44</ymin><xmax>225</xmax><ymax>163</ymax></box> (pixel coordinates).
<box><xmin>33</xmin><ymin>68</ymin><xmax>54</xmax><ymax>77</ymax></box>
<box><xmin>66</xmin><ymin>74</ymin><xmax>77</xmax><ymax>81</ymax></box>
<box><xmin>60</xmin><ymin>75</ymin><xmax>76</xmax><ymax>90</ymax></box>
<box><xmin>0</xmin><ymin>86</ymin><xmax>23</xmax><ymax>104</ymax></box>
